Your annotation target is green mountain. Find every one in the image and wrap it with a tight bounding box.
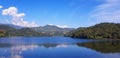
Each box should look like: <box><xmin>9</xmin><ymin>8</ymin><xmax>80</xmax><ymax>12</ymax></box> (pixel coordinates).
<box><xmin>66</xmin><ymin>23</ymin><xmax>120</xmax><ymax>39</ymax></box>
<box><xmin>0</xmin><ymin>24</ymin><xmax>17</xmax><ymax>36</ymax></box>
<box><xmin>0</xmin><ymin>24</ymin><xmax>16</xmax><ymax>31</ymax></box>
<box><xmin>0</xmin><ymin>24</ymin><xmax>74</xmax><ymax>37</ymax></box>
<box><xmin>0</xmin><ymin>24</ymin><xmax>41</xmax><ymax>36</ymax></box>
<box><xmin>31</xmin><ymin>25</ymin><xmax>74</xmax><ymax>36</ymax></box>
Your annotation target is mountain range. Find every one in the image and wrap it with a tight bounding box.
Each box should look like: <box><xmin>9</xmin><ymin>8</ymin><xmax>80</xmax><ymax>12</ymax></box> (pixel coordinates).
<box><xmin>31</xmin><ymin>25</ymin><xmax>74</xmax><ymax>35</ymax></box>
<box><xmin>0</xmin><ymin>23</ymin><xmax>74</xmax><ymax>37</ymax></box>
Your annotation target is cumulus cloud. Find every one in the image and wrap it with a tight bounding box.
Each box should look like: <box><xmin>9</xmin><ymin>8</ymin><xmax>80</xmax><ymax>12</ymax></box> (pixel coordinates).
<box><xmin>2</xmin><ymin>7</ymin><xmax>38</xmax><ymax>27</ymax></box>
<box><xmin>91</xmin><ymin>0</ymin><xmax>120</xmax><ymax>23</ymax></box>
<box><xmin>0</xmin><ymin>5</ymin><xmax>3</xmax><ymax>8</ymax></box>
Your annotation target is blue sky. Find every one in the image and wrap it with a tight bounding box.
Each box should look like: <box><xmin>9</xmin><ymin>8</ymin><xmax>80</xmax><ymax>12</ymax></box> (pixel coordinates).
<box><xmin>0</xmin><ymin>0</ymin><xmax>120</xmax><ymax>28</ymax></box>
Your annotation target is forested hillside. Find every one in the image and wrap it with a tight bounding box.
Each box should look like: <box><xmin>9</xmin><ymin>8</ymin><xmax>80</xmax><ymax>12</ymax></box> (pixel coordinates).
<box><xmin>66</xmin><ymin>23</ymin><xmax>120</xmax><ymax>39</ymax></box>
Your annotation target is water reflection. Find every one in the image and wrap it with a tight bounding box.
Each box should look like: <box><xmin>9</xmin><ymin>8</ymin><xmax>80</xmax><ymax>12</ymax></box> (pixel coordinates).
<box><xmin>12</xmin><ymin>45</ymin><xmax>39</xmax><ymax>58</ymax></box>
<box><xmin>77</xmin><ymin>40</ymin><xmax>120</xmax><ymax>53</ymax></box>
<box><xmin>0</xmin><ymin>37</ymin><xmax>120</xmax><ymax>58</ymax></box>
<box><xmin>38</xmin><ymin>44</ymin><xmax>68</xmax><ymax>48</ymax></box>
<box><xmin>0</xmin><ymin>43</ymin><xmax>70</xmax><ymax>58</ymax></box>
<box><xmin>0</xmin><ymin>44</ymin><xmax>39</xmax><ymax>58</ymax></box>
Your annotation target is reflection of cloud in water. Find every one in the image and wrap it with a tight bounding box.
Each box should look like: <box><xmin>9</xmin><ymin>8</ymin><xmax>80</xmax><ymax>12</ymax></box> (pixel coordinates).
<box><xmin>9</xmin><ymin>44</ymin><xmax>67</xmax><ymax>58</ymax></box>
<box><xmin>11</xmin><ymin>44</ymin><xmax>38</xmax><ymax>58</ymax></box>
<box><xmin>0</xmin><ymin>44</ymin><xmax>39</xmax><ymax>58</ymax></box>
<box><xmin>11</xmin><ymin>44</ymin><xmax>38</xmax><ymax>52</ymax></box>
<box><xmin>0</xmin><ymin>55</ymin><xmax>23</xmax><ymax>58</ymax></box>
<box><xmin>10</xmin><ymin>55</ymin><xmax>23</xmax><ymax>58</ymax></box>
<box><xmin>56</xmin><ymin>44</ymin><xmax>67</xmax><ymax>48</ymax></box>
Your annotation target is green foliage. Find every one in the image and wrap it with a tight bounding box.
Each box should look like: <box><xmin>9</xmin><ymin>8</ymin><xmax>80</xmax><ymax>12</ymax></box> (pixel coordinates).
<box><xmin>4</xmin><ymin>28</ymin><xmax>48</xmax><ymax>37</ymax></box>
<box><xmin>66</xmin><ymin>23</ymin><xmax>120</xmax><ymax>39</ymax></box>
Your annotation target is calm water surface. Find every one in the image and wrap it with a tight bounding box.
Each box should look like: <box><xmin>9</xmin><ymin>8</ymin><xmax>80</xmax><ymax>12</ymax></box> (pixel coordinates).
<box><xmin>0</xmin><ymin>37</ymin><xmax>120</xmax><ymax>58</ymax></box>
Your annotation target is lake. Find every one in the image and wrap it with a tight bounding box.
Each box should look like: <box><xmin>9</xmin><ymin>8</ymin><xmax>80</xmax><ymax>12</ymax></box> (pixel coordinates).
<box><xmin>0</xmin><ymin>37</ymin><xmax>120</xmax><ymax>58</ymax></box>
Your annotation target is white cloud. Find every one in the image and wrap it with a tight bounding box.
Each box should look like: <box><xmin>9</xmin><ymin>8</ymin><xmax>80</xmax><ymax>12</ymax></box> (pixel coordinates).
<box><xmin>47</xmin><ymin>24</ymin><xmax>54</xmax><ymax>26</ymax></box>
<box><xmin>56</xmin><ymin>25</ymin><xmax>68</xmax><ymax>28</ymax></box>
<box><xmin>2</xmin><ymin>7</ymin><xmax>38</xmax><ymax>27</ymax></box>
<box><xmin>0</xmin><ymin>5</ymin><xmax>3</xmax><ymax>8</ymax></box>
<box><xmin>48</xmin><ymin>24</ymin><xmax>69</xmax><ymax>28</ymax></box>
<box><xmin>90</xmin><ymin>0</ymin><xmax>120</xmax><ymax>23</ymax></box>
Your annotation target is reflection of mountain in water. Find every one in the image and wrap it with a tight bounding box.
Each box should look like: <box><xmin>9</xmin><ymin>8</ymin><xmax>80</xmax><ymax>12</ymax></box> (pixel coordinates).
<box><xmin>0</xmin><ymin>43</ymin><xmax>67</xmax><ymax>48</ymax></box>
<box><xmin>77</xmin><ymin>40</ymin><xmax>120</xmax><ymax>53</ymax></box>
<box><xmin>0</xmin><ymin>40</ymin><xmax>120</xmax><ymax>58</ymax></box>
<box><xmin>0</xmin><ymin>40</ymin><xmax>120</xmax><ymax>53</ymax></box>
<box><xmin>38</xmin><ymin>44</ymin><xmax>67</xmax><ymax>48</ymax></box>
<box><xmin>0</xmin><ymin>44</ymin><xmax>68</xmax><ymax>58</ymax></box>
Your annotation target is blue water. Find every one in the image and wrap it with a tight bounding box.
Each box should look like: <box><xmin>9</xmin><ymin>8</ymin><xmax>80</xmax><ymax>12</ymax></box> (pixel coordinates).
<box><xmin>0</xmin><ymin>37</ymin><xmax>120</xmax><ymax>58</ymax></box>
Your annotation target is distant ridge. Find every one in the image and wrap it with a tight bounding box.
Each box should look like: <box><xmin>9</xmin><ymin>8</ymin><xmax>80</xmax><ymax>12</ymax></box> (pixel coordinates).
<box><xmin>6</xmin><ymin>24</ymin><xmax>23</xmax><ymax>29</ymax></box>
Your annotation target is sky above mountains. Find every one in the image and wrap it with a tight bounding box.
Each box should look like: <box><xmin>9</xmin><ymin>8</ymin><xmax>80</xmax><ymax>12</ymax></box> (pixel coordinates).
<box><xmin>0</xmin><ymin>0</ymin><xmax>120</xmax><ymax>28</ymax></box>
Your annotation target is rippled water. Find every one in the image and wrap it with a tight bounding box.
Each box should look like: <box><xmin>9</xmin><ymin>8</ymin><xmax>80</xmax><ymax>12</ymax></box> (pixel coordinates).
<box><xmin>0</xmin><ymin>37</ymin><xmax>120</xmax><ymax>58</ymax></box>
